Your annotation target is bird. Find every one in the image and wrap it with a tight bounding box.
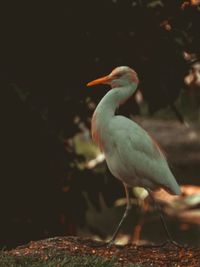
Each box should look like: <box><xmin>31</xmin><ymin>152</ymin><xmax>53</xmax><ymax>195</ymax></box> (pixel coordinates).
<box><xmin>87</xmin><ymin>66</ymin><xmax>181</xmax><ymax>245</ymax></box>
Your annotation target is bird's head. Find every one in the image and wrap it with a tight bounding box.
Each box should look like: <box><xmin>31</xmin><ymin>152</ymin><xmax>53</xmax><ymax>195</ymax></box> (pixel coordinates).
<box><xmin>87</xmin><ymin>66</ymin><xmax>139</xmax><ymax>88</ymax></box>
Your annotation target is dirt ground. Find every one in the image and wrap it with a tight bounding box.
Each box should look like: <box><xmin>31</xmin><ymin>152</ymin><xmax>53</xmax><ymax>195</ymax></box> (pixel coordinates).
<box><xmin>7</xmin><ymin>236</ymin><xmax>200</xmax><ymax>267</ymax></box>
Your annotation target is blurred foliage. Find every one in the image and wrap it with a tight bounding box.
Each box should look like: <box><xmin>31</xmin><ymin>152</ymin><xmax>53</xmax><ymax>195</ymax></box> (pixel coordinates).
<box><xmin>1</xmin><ymin>0</ymin><xmax>200</xmax><ymax>248</ymax></box>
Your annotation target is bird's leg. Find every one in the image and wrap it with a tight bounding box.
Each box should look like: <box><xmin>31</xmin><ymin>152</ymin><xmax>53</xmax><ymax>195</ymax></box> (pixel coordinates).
<box><xmin>108</xmin><ymin>183</ymin><xmax>131</xmax><ymax>246</ymax></box>
<box><xmin>170</xmin><ymin>103</ymin><xmax>188</xmax><ymax>127</ymax></box>
<box><xmin>147</xmin><ymin>190</ymin><xmax>182</xmax><ymax>248</ymax></box>
<box><xmin>131</xmin><ymin>200</ymin><xmax>149</xmax><ymax>245</ymax></box>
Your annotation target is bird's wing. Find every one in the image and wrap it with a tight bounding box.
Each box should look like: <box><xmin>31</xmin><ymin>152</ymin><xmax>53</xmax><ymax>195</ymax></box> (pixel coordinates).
<box><xmin>107</xmin><ymin>116</ymin><xmax>180</xmax><ymax>194</ymax></box>
<box><xmin>109</xmin><ymin>116</ymin><xmax>164</xmax><ymax>160</ymax></box>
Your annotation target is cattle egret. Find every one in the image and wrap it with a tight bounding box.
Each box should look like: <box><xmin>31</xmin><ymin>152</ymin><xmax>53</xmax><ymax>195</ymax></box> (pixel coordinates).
<box><xmin>87</xmin><ymin>66</ymin><xmax>181</xmax><ymax>245</ymax></box>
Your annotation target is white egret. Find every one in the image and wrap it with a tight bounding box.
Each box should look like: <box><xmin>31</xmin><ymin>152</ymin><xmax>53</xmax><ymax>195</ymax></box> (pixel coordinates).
<box><xmin>87</xmin><ymin>66</ymin><xmax>181</xmax><ymax>245</ymax></box>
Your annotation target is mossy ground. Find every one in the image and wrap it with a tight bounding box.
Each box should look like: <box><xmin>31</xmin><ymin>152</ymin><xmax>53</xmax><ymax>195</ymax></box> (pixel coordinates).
<box><xmin>3</xmin><ymin>236</ymin><xmax>200</xmax><ymax>267</ymax></box>
<box><xmin>0</xmin><ymin>251</ymin><xmax>139</xmax><ymax>267</ymax></box>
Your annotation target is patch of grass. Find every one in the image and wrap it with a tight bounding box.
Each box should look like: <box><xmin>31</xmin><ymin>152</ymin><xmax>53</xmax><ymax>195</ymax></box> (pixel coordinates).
<box><xmin>0</xmin><ymin>251</ymin><xmax>142</xmax><ymax>267</ymax></box>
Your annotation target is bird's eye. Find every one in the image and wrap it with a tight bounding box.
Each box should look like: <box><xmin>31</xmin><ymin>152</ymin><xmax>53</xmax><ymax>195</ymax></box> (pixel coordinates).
<box><xmin>114</xmin><ymin>74</ymin><xmax>121</xmax><ymax>79</ymax></box>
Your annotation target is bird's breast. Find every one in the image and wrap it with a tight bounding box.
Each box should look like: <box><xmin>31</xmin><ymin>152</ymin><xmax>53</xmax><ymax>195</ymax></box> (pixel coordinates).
<box><xmin>91</xmin><ymin>110</ymin><xmax>113</xmax><ymax>152</ymax></box>
<box><xmin>91</xmin><ymin>113</ymin><xmax>103</xmax><ymax>150</ymax></box>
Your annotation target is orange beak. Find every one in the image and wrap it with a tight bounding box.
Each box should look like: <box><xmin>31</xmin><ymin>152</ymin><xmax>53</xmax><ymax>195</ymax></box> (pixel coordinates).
<box><xmin>87</xmin><ymin>75</ymin><xmax>111</xmax><ymax>87</ymax></box>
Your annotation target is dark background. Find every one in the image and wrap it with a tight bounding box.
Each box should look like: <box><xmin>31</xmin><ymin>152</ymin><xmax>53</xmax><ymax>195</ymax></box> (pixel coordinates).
<box><xmin>1</xmin><ymin>0</ymin><xmax>200</xmax><ymax>248</ymax></box>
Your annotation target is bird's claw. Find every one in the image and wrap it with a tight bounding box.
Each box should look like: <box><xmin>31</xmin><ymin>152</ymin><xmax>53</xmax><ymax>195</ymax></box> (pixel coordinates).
<box><xmin>87</xmin><ymin>240</ymin><xmax>107</xmax><ymax>248</ymax></box>
<box><xmin>107</xmin><ymin>239</ymin><xmax>114</xmax><ymax>248</ymax></box>
<box><xmin>149</xmin><ymin>239</ymin><xmax>187</xmax><ymax>249</ymax></box>
<box><xmin>165</xmin><ymin>239</ymin><xmax>188</xmax><ymax>249</ymax></box>
<box><xmin>139</xmin><ymin>239</ymin><xmax>187</xmax><ymax>249</ymax></box>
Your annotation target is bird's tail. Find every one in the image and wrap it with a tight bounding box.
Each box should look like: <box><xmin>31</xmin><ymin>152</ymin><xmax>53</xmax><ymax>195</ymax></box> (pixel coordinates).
<box><xmin>165</xmin><ymin>175</ymin><xmax>181</xmax><ymax>195</ymax></box>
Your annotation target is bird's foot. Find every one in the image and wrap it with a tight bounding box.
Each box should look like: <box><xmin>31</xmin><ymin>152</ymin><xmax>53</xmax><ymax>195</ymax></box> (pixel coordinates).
<box><xmin>107</xmin><ymin>240</ymin><xmax>128</xmax><ymax>249</ymax></box>
<box><xmin>107</xmin><ymin>243</ymin><xmax>113</xmax><ymax>248</ymax></box>
<box><xmin>164</xmin><ymin>239</ymin><xmax>188</xmax><ymax>249</ymax></box>
<box><xmin>138</xmin><ymin>239</ymin><xmax>187</xmax><ymax>249</ymax></box>
<box><xmin>87</xmin><ymin>240</ymin><xmax>107</xmax><ymax>248</ymax></box>
<box><xmin>106</xmin><ymin>238</ymin><xmax>115</xmax><ymax>248</ymax></box>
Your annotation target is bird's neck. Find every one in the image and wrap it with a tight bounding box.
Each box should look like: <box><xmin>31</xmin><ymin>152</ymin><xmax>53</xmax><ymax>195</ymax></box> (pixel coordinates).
<box><xmin>95</xmin><ymin>83</ymin><xmax>138</xmax><ymax>118</ymax></box>
<box><xmin>92</xmin><ymin>83</ymin><xmax>138</xmax><ymax>146</ymax></box>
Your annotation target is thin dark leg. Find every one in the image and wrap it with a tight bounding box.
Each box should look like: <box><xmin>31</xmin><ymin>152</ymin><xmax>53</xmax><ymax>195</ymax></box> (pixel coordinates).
<box><xmin>108</xmin><ymin>183</ymin><xmax>132</xmax><ymax>245</ymax></box>
<box><xmin>170</xmin><ymin>103</ymin><xmax>185</xmax><ymax>125</ymax></box>
<box><xmin>147</xmin><ymin>190</ymin><xmax>183</xmax><ymax>248</ymax></box>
